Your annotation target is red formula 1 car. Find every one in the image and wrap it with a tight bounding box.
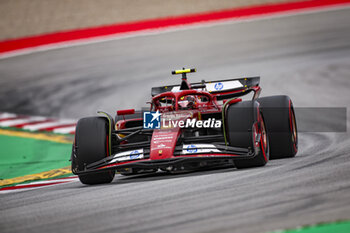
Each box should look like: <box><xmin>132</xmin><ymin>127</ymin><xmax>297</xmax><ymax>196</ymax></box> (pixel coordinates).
<box><xmin>71</xmin><ymin>68</ymin><xmax>298</xmax><ymax>185</ymax></box>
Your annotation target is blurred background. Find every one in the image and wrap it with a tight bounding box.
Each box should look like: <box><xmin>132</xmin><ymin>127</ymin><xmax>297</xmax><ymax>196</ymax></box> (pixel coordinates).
<box><xmin>1</xmin><ymin>1</ymin><xmax>350</xmax><ymax>233</ymax></box>
<box><xmin>0</xmin><ymin>0</ymin><xmax>295</xmax><ymax>40</ymax></box>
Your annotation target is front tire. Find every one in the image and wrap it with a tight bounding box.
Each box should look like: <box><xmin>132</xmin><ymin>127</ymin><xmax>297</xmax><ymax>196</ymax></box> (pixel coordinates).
<box><xmin>73</xmin><ymin>117</ymin><xmax>115</xmax><ymax>185</ymax></box>
<box><xmin>225</xmin><ymin>100</ymin><xmax>269</xmax><ymax>169</ymax></box>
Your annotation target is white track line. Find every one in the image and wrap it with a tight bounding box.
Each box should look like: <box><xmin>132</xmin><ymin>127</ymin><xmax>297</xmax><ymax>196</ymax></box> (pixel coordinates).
<box><xmin>14</xmin><ymin>177</ymin><xmax>79</xmax><ymax>186</ymax></box>
<box><xmin>53</xmin><ymin>126</ymin><xmax>76</xmax><ymax>134</ymax></box>
<box><xmin>22</xmin><ymin>119</ymin><xmax>76</xmax><ymax>131</ymax></box>
<box><xmin>0</xmin><ymin>112</ymin><xmax>76</xmax><ymax>134</ymax></box>
<box><xmin>0</xmin><ymin>113</ymin><xmax>17</xmax><ymax>119</ymax></box>
<box><xmin>0</xmin><ymin>177</ymin><xmax>79</xmax><ymax>194</ymax></box>
<box><xmin>0</xmin><ymin>116</ymin><xmax>47</xmax><ymax>127</ymax></box>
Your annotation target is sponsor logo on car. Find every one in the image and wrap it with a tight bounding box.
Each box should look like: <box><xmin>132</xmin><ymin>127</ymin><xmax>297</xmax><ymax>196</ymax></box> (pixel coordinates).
<box><xmin>109</xmin><ymin>149</ymin><xmax>144</xmax><ymax>163</ymax></box>
<box><xmin>157</xmin><ymin>144</ymin><xmax>166</xmax><ymax>148</ymax></box>
<box><xmin>214</xmin><ymin>82</ymin><xmax>224</xmax><ymax>90</ymax></box>
<box><xmin>182</xmin><ymin>144</ymin><xmax>221</xmax><ymax>154</ymax></box>
<box><xmin>186</xmin><ymin>144</ymin><xmax>198</xmax><ymax>153</ymax></box>
<box><xmin>130</xmin><ymin>150</ymin><xmax>141</xmax><ymax>159</ymax></box>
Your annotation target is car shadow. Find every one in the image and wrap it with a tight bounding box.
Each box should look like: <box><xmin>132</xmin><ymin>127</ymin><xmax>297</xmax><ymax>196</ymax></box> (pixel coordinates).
<box><xmin>112</xmin><ymin>165</ymin><xmax>237</xmax><ymax>185</ymax></box>
<box><xmin>67</xmin><ymin>165</ymin><xmax>240</xmax><ymax>189</ymax></box>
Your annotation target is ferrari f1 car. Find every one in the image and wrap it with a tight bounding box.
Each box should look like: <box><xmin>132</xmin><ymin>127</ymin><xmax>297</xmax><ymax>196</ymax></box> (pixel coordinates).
<box><xmin>71</xmin><ymin>68</ymin><xmax>298</xmax><ymax>185</ymax></box>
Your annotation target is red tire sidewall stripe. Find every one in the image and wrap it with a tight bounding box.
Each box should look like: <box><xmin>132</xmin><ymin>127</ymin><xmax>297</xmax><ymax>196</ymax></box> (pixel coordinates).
<box><xmin>260</xmin><ymin>139</ymin><xmax>268</xmax><ymax>162</ymax></box>
<box><xmin>257</xmin><ymin>104</ymin><xmax>268</xmax><ymax>162</ymax></box>
<box><xmin>289</xmin><ymin>100</ymin><xmax>298</xmax><ymax>153</ymax></box>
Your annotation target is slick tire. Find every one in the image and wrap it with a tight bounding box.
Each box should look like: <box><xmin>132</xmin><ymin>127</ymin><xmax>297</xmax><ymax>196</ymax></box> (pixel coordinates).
<box><xmin>73</xmin><ymin>117</ymin><xmax>115</xmax><ymax>185</ymax></box>
<box><xmin>258</xmin><ymin>95</ymin><xmax>298</xmax><ymax>159</ymax></box>
<box><xmin>226</xmin><ymin>100</ymin><xmax>269</xmax><ymax>169</ymax></box>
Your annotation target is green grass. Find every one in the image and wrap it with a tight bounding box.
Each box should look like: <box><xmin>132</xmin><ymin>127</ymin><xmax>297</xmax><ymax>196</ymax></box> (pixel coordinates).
<box><xmin>270</xmin><ymin>220</ymin><xmax>350</xmax><ymax>233</ymax></box>
<box><xmin>0</xmin><ymin>133</ymin><xmax>72</xmax><ymax>180</ymax></box>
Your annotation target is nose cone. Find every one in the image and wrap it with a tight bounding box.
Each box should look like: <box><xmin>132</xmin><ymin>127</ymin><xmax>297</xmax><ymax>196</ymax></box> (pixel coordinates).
<box><xmin>149</xmin><ymin>111</ymin><xmax>196</xmax><ymax>160</ymax></box>
<box><xmin>150</xmin><ymin>128</ymin><xmax>180</xmax><ymax>160</ymax></box>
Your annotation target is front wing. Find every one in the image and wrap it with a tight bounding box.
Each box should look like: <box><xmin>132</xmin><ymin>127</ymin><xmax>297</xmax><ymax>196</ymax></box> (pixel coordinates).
<box><xmin>73</xmin><ymin>143</ymin><xmax>260</xmax><ymax>175</ymax></box>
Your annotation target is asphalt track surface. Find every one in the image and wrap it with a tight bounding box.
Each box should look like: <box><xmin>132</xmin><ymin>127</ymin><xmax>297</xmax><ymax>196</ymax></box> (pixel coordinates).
<box><xmin>1</xmin><ymin>7</ymin><xmax>350</xmax><ymax>233</ymax></box>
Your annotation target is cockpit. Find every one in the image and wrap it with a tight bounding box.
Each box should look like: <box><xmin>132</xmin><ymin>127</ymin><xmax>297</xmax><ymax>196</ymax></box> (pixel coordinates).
<box><xmin>152</xmin><ymin>91</ymin><xmax>217</xmax><ymax>112</ymax></box>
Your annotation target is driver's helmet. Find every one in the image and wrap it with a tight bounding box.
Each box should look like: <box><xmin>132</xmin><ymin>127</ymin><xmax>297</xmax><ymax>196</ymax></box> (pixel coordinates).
<box><xmin>178</xmin><ymin>95</ymin><xmax>196</xmax><ymax>109</ymax></box>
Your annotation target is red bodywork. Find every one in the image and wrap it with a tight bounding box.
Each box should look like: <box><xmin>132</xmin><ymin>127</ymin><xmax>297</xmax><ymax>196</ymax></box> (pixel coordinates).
<box><xmin>76</xmin><ymin>76</ymin><xmax>263</xmax><ymax>174</ymax></box>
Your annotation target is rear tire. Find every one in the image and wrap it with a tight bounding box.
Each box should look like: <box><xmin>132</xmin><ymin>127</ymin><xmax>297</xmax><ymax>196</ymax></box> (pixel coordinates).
<box><xmin>258</xmin><ymin>95</ymin><xmax>298</xmax><ymax>159</ymax></box>
<box><xmin>225</xmin><ymin>100</ymin><xmax>269</xmax><ymax>169</ymax></box>
<box><xmin>73</xmin><ymin>117</ymin><xmax>115</xmax><ymax>185</ymax></box>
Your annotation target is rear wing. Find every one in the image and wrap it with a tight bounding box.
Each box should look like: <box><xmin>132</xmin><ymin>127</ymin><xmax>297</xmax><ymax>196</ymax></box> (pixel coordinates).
<box><xmin>151</xmin><ymin>76</ymin><xmax>260</xmax><ymax>100</ymax></box>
